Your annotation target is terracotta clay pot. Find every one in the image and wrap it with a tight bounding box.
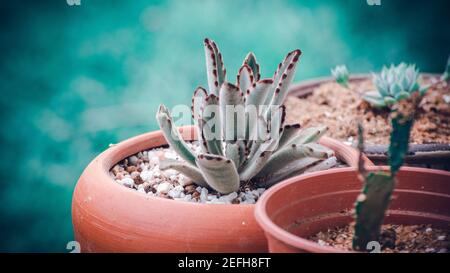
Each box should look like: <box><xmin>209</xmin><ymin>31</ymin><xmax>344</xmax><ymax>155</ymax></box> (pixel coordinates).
<box><xmin>288</xmin><ymin>74</ymin><xmax>450</xmax><ymax>170</ymax></box>
<box><xmin>72</xmin><ymin>126</ymin><xmax>365</xmax><ymax>253</ymax></box>
<box><xmin>254</xmin><ymin>166</ymin><xmax>450</xmax><ymax>253</ymax></box>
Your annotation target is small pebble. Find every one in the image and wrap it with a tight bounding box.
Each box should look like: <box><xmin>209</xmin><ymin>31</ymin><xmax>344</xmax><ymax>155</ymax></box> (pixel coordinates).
<box><xmin>425</xmin><ymin>248</ymin><xmax>435</xmax><ymax>253</ymax></box>
<box><xmin>126</xmin><ymin>166</ymin><xmax>137</xmax><ymax>173</ymax></box>
<box><xmin>443</xmin><ymin>94</ymin><xmax>450</xmax><ymax>104</ymax></box>
<box><xmin>120</xmin><ymin>177</ymin><xmax>134</xmax><ymax>187</ymax></box>
<box><xmin>129</xmin><ymin>155</ymin><xmax>139</xmax><ymax>165</ymax></box>
<box><xmin>356</xmin><ymin>194</ymin><xmax>366</xmax><ymax>202</ymax></box>
<box><xmin>140</xmin><ymin>170</ymin><xmax>153</xmax><ymax>182</ymax></box>
<box><xmin>130</xmin><ymin>171</ymin><xmax>140</xmax><ymax>179</ymax></box>
<box><xmin>257</xmin><ymin>188</ymin><xmax>266</xmax><ymax>195</ymax></box>
<box><xmin>225</xmin><ymin>192</ymin><xmax>238</xmax><ymax>201</ymax></box>
<box><xmin>115</xmin><ymin>172</ymin><xmax>124</xmax><ymax>180</ymax></box>
<box><xmin>251</xmin><ymin>190</ymin><xmax>260</xmax><ymax>198</ymax></box>
<box><xmin>183</xmin><ymin>194</ymin><xmax>192</xmax><ymax>202</ymax></box>
<box><xmin>200</xmin><ymin>191</ymin><xmax>208</xmax><ymax>203</ymax></box>
<box><xmin>149</xmin><ymin>155</ymin><xmax>159</xmax><ymax>165</ymax></box>
<box><xmin>207</xmin><ymin>195</ymin><xmax>216</xmax><ymax>201</ymax></box>
<box><xmin>168</xmin><ymin>185</ymin><xmax>184</xmax><ymax>199</ymax></box>
<box><xmin>156</xmin><ymin>182</ymin><xmax>173</xmax><ymax>194</ymax></box>
<box><xmin>185</xmin><ymin>185</ymin><xmax>196</xmax><ymax>193</ymax></box>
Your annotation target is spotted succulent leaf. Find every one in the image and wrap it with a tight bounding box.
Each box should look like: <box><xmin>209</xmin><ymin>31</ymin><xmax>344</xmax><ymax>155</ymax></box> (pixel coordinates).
<box><xmin>243</xmin><ymin>52</ymin><xmax>261</xmax><ymax>81</ymax></box>
<box><xmin>204</xmin><ymin>38</ymin><xmax>226</xmax><ymax>96</ymax></box>
<box><xmin>266</xmin><ymin>49</ymin><xmax>302</xmax><ymax>107</ymax></box>
<box><xmin>237</xmin><ymin>64</ymin><xmax>255</xmax><ymax>97</ymax></box>
<box><xmin>159</xmin><ymin>159</ymin><xmax>208</xmax><ymax>188</ymax></box>
<box><xmin>156</xmin><ymin>104</ymin><xmax>196</xmax><ymax>166</ymax></box>
<box><xmin>195</xmin><ymin>153</ymin><xmax>240</xmax><ymax>194</ymax></box>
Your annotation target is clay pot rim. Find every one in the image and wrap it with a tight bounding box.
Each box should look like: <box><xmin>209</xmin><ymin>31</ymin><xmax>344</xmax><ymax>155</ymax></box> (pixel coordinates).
<box><xmin>254</xmin><ymin>166</ymin><xmax>450</xmax><ymax>253</ymax></box>
<box><xmin>289</xmin><ymin>73</ymin><xmax>440</xmax><ymax>98</ymax></box>
<box><xmin>83</xmin><ymin>125</ymin><xmax>364</xmax><ymax>209</ymax></box>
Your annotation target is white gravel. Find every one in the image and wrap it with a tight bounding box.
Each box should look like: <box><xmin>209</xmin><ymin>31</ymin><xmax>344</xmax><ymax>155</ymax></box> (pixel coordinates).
<box><xmin>110</xmin><ymin>142</ymin><xmax>265</xmax><ymax>204</ymax></box>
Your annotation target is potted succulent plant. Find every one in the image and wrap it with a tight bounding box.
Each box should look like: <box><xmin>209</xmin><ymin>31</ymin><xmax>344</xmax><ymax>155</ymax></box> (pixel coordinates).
<box><xmin>285</xmin><ymin>57</ymin><xmax>450</xmax><ymax>169</ymax></box>
<box><xmin>72</xmin><ymin>39</ymin><xmax>364</xmax><ymax>252</ymax></box>
<box><xmin>255</xmin><ymin>93</ymin><xmax>450</xmax><ymax>253</ymax></box>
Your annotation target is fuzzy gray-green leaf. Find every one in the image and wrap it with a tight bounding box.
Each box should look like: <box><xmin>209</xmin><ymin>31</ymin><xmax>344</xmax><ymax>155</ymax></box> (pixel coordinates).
<box><xmin>303</xmin><ymin>156</ymin><xmax>337</xmax><ymax>173</ymax></box>
<box><xmin>219</xmin><ymin>82</ymin><xmax>245</xmax><ymax>142</ymax></box>
<box><xmin>156</xmin><ymin>105</ymin><xmax>197</xmax><ymax>166</ymax></box>
<box><xmin>203</xmin><ymin>94</ymin><xmax>223</xmax><ymax>154</ymax></box>
<box><xmin>192</xmin><ymin>86</ymin><xmax>207</xmax><ymax>120</ymax></box>
<box><xmin>204</xmin><ymin>38</ymin><xmax>226</xmax><ymax>96</ymax></box>
<box><xmin>255</xmin><ymin>156</ymin><xmax>321</xmax><ymax>187</ymax></box>
<box><xmin>196</xmin><ymin>153</ymin><xmax>240</xmax><ymax>194</ymax></box>
<box><xmin>266</xmin><ymin>49</ymin><xmax>302</xmax><ymax>107</ymax></box>
<box><xmin>245</xmin><ymin>79</ymin><xmax>273</xmax><ymax>108</ymax></box>
<box><xmin>286</xmin><ymin>126</ymin><xmax>328</xmax><ymax>147</ymax></box>
<box><xmin>278</xmin><ymin>124</ymin><xmax>302</xmax><ymax>148</ymax></box>
<box><xmin>243</xmin><ymin>52</ymin><xmax>260</xmax><ymax>81</ymax></box>
<box><xmin>225</xmin><ymin>142</ymin><xmax>241</xmax><ymax>169</ymax></box>
<box><xmin>159</xmin><ymin>159</ymin><xmax>208</xmax><ymax>188</ymax></box>
<box><xmin>261</xmin><ymin>142</ymin><xmax>332</xmax><ymax>178</ymax></box>
<box><xmin>237</xmin><ymin>64</ymin><xmax>255</xmax><ymax>96</ymax></box>
<box><xmin>239</xmin><ymin>150</ymin><xmax>273</xmax><ymax>181</ymax></box>
<box><xmin>192</xmin><ymin>87</ymin><xmax>209</xmax><ymax>152</ymax></box>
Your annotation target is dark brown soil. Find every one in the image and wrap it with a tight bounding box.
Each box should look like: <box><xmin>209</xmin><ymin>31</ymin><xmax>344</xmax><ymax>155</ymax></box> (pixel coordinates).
<box><xmin>308</xmin><ymin>224</ymin><xmax>449</xmax><ymax>253</ymax></box>
<box><xmin>285</xmin><ymin>78</ymin><xmax>450</xmax><ymax>145</ymax></box>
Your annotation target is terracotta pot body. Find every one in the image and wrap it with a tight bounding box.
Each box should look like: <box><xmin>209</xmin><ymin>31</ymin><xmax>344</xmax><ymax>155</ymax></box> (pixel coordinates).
<box><xmin>254</xmin><ymin>166</ymin><xmax>450</xmax><ymax>253</ymax></box>
<box><xmin>72</xmin><ymin>126</ymin><xmax>363</xmax><ymax>253</ymax></box>
<box><xmin>289</xmin><ymin>74</ymin><xmax>450</xmax><ymax>170</ymax></box>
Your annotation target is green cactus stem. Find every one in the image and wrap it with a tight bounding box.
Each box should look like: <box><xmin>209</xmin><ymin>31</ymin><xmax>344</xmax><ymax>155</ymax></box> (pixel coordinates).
<box><xmin>353</xmin><ymin>93</ymin><xmax>419</xmax><ymax>250</ymax></box>
<box><xmin>353</xmin><ymin>171</ymin><xmax>396</xmax><ymax>251</ymax></box>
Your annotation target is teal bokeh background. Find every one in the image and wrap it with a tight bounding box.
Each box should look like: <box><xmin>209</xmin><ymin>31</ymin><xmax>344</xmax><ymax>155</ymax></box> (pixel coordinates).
<box><xmin>0</xmin><ymin>0</ymin><xmax>449</xmax><ymax>252</ymax></box>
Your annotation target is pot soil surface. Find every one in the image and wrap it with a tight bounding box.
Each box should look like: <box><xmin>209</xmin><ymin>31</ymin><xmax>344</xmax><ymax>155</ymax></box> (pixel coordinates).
<box><xmin>285</xmin><ymin>78</ymin><xmax>450</xmax><ymax>145</ymax></box>
<box><xmin>111</xmin><ymin>141</ymin><xmax>346</xmax><ymax>204</ymax></box>
<box><xmin>309</xmin><ymin>224</ymin><xmax>449</xmax><ymax>253</ymax></box>
<box><xmin>111</xmin><ymin>141</ymin><xmax>265</xmax><ymax>204</ymax></box>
